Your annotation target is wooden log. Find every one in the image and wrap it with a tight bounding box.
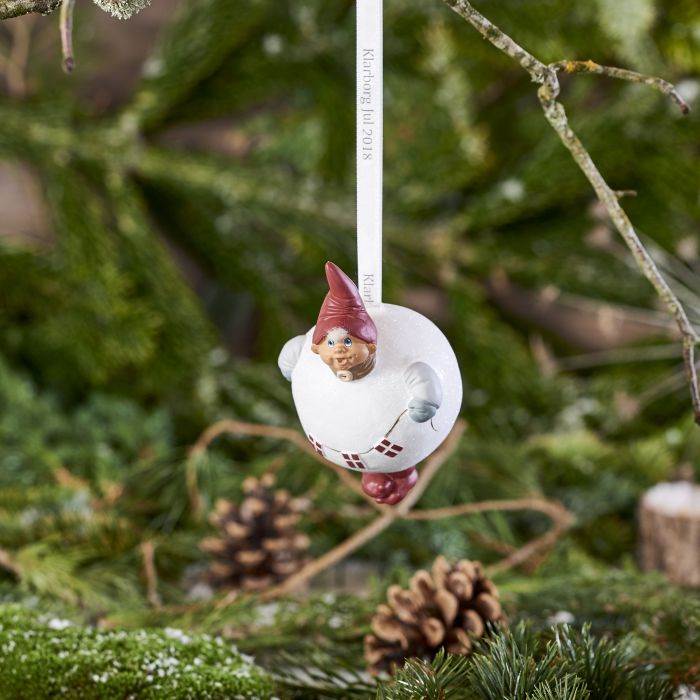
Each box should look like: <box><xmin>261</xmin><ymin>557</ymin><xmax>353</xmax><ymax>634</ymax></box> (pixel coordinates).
<box><xmin>638</xmin><ymin>481</ymin><xmax>700</xmax><ymax>587</ymax></box>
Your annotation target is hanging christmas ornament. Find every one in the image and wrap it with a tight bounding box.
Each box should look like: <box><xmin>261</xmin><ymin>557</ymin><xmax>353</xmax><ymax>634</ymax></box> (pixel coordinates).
<box><xmin>278</xmin><ymin>0</ymin><xmax>462</xmax><ymax>505</ymax></box>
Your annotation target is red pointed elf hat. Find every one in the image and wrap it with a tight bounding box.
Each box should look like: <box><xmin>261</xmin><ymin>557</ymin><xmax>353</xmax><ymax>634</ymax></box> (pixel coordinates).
<box><xmin>312</xmin><ymin>262</ymin><xmax>377</xmax><ymax>346</ymax></box>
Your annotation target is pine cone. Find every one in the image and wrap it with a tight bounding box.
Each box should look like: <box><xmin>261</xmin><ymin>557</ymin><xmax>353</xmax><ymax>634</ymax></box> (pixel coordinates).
<box><xmin>200</xmin><ymin>473</ymin><xmax>310</xmax><ymax>592</ymax></box>
<box><xmin>364</xmin><ymin>556</ymin><xmax>504</xmax><ymax>674</ymax></box>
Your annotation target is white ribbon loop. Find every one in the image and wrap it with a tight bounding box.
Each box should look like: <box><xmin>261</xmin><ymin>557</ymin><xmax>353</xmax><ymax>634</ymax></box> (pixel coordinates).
<box><xmin>356</xmin><ymin>0</ymin><xmax>383</xmax><ymax>307</ymax></box>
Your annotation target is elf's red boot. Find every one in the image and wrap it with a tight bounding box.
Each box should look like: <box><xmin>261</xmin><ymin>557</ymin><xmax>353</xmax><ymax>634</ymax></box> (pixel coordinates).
<box><xmin>361</xmin><ymin>467</ymin><xmax>418</xmax><ymax>505</ymax></box>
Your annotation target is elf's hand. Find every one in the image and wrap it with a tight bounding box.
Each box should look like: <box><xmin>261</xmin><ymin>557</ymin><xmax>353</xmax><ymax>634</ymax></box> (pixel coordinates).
<box><xmin>408</xmin><ymin>397</ymin><xmax>438</xmax><ymax>423</ymax></box>
<box><xmin>404</xmin><ymin>362</ymin><xmax>442</xmax><ymax>423</ymax></box>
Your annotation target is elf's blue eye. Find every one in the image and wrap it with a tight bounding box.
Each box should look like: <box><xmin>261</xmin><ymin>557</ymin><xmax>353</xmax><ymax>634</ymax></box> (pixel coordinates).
<box><xmin>344</xmin><ymin>337</ymin><xmax>353</xmax><ymax>347</ymax></box>
<box><xmin>327</xmin><ymin>339</ymin><xmax>335</xmax><ymax>347</ymax></box>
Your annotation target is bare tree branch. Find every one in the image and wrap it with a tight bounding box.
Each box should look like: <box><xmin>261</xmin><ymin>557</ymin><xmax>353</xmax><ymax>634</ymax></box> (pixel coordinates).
<box><xmin>444</xmin><ymin>0</ymin><xmax>700</xmax><ymax>424</ymax></box>
<box><xmin>59</xmin><ymin>0</ymin><xmax>74</xmax><ymax>72</ymax></box>
<box><xmin>140</xmin><ymin>540</ymin><xmax>162</xmax><ymax>609</ymax></box>
<box><xmin>186</xmin><ymin>418</ymin><xmax>572</xmax><ymax>604</ymax></box>
<box><xmin>186</xmin><ymin>418</ymin><xmax>375</xmax><ymax>522</ymax></box>
<box><xmin>0</xmin><ymin>0</ymin><xmax>60</xmax><ymax>21</ymax></box>
<box><xmin>0</xmin><ymin>12</ymin><xmax>35</xmax><ymax>96</ymax></box>
<box><xmin>0</xmin><ymin>547</ymin><xmax>20</xmax><ymax>578</ymax></box>
<box><xmin>550</xmin><ymin>60</ymin><xmax>690</xmax><ymax>114</ymax></box>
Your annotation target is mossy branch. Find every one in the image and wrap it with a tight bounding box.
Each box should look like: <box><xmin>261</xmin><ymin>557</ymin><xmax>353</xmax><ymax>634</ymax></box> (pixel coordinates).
<box><xmin>0</xmin><ymin>0</ymin><xmax>60</xmax><ymax>20</ymax></box>
<box><xmin>443</xmin><ymin>0</ymin><xmax>700</xmax><ymax>424</ymax></box>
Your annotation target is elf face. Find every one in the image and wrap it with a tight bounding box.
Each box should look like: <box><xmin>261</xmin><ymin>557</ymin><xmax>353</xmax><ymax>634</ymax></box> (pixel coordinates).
<box><xmin>311</xmin><ymin>327</ymin><xmax>376</xmax><ymax>380</ymax></box>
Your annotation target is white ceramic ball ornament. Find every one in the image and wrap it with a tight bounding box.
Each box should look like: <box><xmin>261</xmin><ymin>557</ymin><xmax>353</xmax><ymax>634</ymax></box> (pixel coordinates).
<box><xmin>278</xmin><ymin>263</ymin><xmax>462</xmax><ymax>504</ymax></box>
<box><xmin>292</xmin><ymin>303</ymin><xmax>461</xmax><ymax>472</ymax></box>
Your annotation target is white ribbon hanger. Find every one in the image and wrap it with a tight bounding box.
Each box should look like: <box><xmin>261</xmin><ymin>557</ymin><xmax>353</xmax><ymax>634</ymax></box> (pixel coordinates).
<box><xmin>356</xmin><ymin>0</ymin><xmax>383</xmax><ymax>307</ymax></box>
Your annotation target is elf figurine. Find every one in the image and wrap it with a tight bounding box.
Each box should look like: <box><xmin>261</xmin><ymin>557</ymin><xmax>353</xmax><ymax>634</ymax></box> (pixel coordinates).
<box><xmin>279</xmin><ymin>262</ymin><xmax>459</xmax><ymax>505</ymax></box>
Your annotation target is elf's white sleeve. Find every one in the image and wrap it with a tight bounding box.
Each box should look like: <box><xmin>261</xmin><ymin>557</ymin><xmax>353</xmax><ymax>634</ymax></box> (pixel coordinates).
<box><xmin>404</xmin><ymin>362</ymin><xmax>443</xmax><ymax>406</ymax></box>
<box><xmin>278</xmin><ymin>335</ymin><xmax>306</xmax><ymax>381</ymax></box>
<box><xmin>404</xmin><ymin>362</ymin><xmax>443</xmax><ymax>422</ymax></box>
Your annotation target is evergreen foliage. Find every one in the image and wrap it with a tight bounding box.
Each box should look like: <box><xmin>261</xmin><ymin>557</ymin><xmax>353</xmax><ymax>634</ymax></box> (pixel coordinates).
<box><xmin>0</xmin><ymin>0</ymin><xmax>698</xmax><ymax>696</ymax></box>
<box><xmin>0</xmin><ymin>0</ymin><xmax>697</xmax><ymax>426</ymax></box>
<box><xmin>374</xmin><ymin>624</ymin><xmax>675</xmax><ymax>700</ymax></box>
<box><xmin>375</xmin><ymin>650</ymin><xmax>472</xmax><ymax>700</ymax></box>
<box><xmin>509</xmin><ymin>569</ymin><xmax>700</xmax><ymax>686</ymax></box>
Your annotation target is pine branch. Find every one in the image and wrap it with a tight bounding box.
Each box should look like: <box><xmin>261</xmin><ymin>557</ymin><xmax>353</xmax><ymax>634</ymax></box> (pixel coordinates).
<box><xmin>123</xmin><ymin>0</ymin><xmax>266</xmax><ymax>128</ymax></box>
<box><xmin>553</xmin><ymin>625</ymin><xmax>675</xmax><ymax>700</ymax></box>
<box><xmin>0</xmin><ymin>0</ymin><xmax>60</xmax><ymax>20</ymax></box>
<box><xmin>527</xmin><ymin>677</ymin><xmax>591</xmax><ymax>700</ymax></box>
<box><xmin>442</xmin><ymin>0</ymin><xmax>700</xmax><ymax>425</ymax></box>
<box><xmin>466</xmin><ymin>624</ymin><xmax>557</xmax><ymax>699</ymax></box>
<box><xmin>465</xmin><ymin>623</ymin><xmax>674</xmax><ymax>700</ymax></box>
<box><xmin>273</xmin><ymin>649</ymin><xmax>376</xmax><ymax>698</ymax></box>
<box><xmin>376</xmin><ymin>650</ymin><xmax>472</xmax><ymax>700</ymax></box>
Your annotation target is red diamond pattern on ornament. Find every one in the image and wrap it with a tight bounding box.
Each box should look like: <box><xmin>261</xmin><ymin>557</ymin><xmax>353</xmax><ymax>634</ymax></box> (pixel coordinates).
<box><xmin>342</xmin><ymin>452</ymin><xmax>365</xmax><ymax>470</ymax></box>
<box><xmin>374</xmin><ymin>438</ymin><xmax>404</xmax><ymax>458</ymax></box>
<box><xmin>307</xmin><ymin>435</ymin><xmax>324</xmax><ymax>456</ymax></box>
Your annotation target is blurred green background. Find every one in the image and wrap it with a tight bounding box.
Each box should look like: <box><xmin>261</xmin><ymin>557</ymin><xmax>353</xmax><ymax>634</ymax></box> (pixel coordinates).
<box><xmin>0</xmin><ymin>0</ymin><xmax>698</xmax><ymax>696</ymax></box>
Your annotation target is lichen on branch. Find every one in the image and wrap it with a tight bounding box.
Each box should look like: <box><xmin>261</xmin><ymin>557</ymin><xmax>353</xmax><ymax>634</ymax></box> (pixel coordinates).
<box><xmin>0</xmin><ymin>0</ymin><xmax>61</xmax><ymax>20</ymax></box>
<box><xmin>92</xmin><ymin>0</ymin><xmax>150</xmax><ymax>20</ymax></box>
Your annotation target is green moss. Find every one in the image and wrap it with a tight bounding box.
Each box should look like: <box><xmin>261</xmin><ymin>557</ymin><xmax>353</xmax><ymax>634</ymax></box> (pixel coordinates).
<box><xmin>0</xmin><ymin>605</ymin><xmax>273</xmax><ymax>699</ymax></box>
